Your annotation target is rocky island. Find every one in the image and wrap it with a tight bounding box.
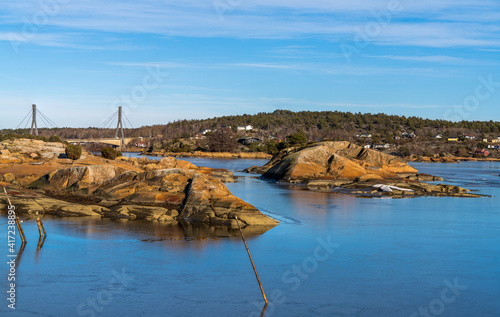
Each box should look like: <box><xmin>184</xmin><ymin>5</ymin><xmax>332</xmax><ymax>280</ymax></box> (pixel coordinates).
<box><xmin>246</xmin><ymin>141</ymin><xmax>484</xmax><ymax>198</ymax></box>
<box><xmin>0</xmin><ymin>139</ymin><xmax>278</xmax><ymax>230</ymax></box>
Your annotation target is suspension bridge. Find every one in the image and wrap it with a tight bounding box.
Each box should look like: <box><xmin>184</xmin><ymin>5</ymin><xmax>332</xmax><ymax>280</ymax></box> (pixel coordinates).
<box><xmin>14</xmin><ymin>105</ymin><xmax>139</xmax><ymax>149</ymax></box>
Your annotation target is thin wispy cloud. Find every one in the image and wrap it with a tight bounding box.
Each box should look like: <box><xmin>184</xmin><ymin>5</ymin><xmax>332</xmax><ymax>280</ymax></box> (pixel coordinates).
<box><xmin>368</xmin><ymin>55</ymin><xmax>470</xmax><ymax>64</ymax></box>
<box><xmin>228</xmin><ymin>63</ymin><xmax>296</xmax><ymax>70</ymax></box>
<box><xmin>1</xmin><ymin>0</ymin><xmax>499</xmax><ymax>49</ymax></box>
<box><xmin>1</xmin><ymin>0</ymin><xmax>500</xmax><ymax>127</ymax></box>
<box><xmin>105</xmin><ymin>60</ymin><xmax>447</xmax><ymax>77</ymax></box>
<box><xmin>268</xmin><ymin>46</ymin><xmax>344</xmax><ymax>59</ymax></box>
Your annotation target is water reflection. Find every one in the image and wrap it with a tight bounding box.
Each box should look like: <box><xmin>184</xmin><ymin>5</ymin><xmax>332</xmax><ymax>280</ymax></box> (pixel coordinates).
<box><xmin>15</xmin><ymin>242</ymin><xmax>26</xmax><ymax>267</ymax></box>
<box><xmin>35</xmin><ymin>236</ymin><xmax>46</xmax><ymax>263</ymax></box>
<box><xmin>260</xmin><ymin>303</ymin><xmax>268</xmax><ymax>317</ymax></box>
<box><xmin>1</xmin><ymin>161</ymin><xmax>500</xmax><ymax>317</ymax></box>
<box><xmin>49</xmin><ymin>216</ymin><xmax>276</xmax><ymax>242</ymax></box>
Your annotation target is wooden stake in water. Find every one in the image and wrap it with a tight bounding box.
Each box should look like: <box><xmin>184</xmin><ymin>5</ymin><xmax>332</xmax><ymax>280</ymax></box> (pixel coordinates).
<box><xmin>36</xmin><ymin>211</ymin><xmax>47</xmax><ymax>238</ymax></box>
<box><xmin>15</xmin><ymin>217</ymin><xmax>27</xmax><ymax>244</ymax></box>
<box><xmin>3</xmin><ymin>187</ymin><xmax>12</xmax><ymax>206</ymax></box>
<box><xmin>3</xmin><ymin>187</ymin><xmax>27</xmax><ymax>244</ymax></box>
<box><xmin>41</xmin><ymin>219</ymin><xmax>47</xmax><ymax>236</ymax></box>
<box><xmin>235</xmin><ymin>216</ymin><xmax>268</xmax><ymax>305</ymax></box>
<box><xmin>37</xmin><ymin>216</ymin><xmax>43</xmax><ymax>237</ymax></box>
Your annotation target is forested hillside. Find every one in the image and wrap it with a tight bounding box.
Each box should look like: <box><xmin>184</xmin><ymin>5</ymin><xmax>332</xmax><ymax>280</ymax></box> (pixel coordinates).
<box><xmin>2</xmin><ymin>110</ymin><xmax>499</xmax><ymax>157</ymax></box>
<box><xmin>4</xmin><ymin>109</ymin><xmax>499</xmax><ymax>139</ymax></box>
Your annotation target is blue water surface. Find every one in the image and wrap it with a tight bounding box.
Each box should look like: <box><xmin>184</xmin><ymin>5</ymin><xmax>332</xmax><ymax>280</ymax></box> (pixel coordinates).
<box><xmin>1</xmin><ymin>158</ymin><xmax>499</xmax><ymax>317</ymax></box>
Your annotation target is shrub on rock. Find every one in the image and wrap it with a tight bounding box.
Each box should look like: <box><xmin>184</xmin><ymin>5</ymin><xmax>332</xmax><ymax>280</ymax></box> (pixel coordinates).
<box><xmin>65</xmin><ymin>144</ymin><xmax>82</xmax><ymax>160</ymax></box>
<box><xmin>49</xmin><ymin>135</ymin><xmax>63</xmax><ymax>143</ymax></box>
<box><xmin>101</xmin><ymin>147</ymin><xmax>121</xmax><ymax>160</ymax></box>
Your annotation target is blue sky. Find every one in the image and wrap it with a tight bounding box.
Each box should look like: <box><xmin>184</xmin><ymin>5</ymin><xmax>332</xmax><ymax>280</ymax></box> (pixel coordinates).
<box><xmin>1</xmin><ymin>0</ymin><xmax>499</xmax><ymax>129</ymax></box>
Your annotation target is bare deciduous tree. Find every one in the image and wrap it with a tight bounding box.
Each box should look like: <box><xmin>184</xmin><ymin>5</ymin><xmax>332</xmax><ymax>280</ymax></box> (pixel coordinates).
<box><xmin>207</xmin><ymin>127</ymin><xmax>237</xmax><ymax>152</ymax></box>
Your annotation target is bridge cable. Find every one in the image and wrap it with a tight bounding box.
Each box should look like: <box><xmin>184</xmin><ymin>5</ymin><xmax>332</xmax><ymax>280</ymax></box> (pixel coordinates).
<box><xmin>98</xmin><ymin>111</ymin><xmax>116</xmax><ymax>129</ymax></box>
<box><xmin>122</xmin><ymin>112</ymin><xmax>134</xmax><ymax>130</ymax></box>
<box><xmin>16</xmin><ymin>110</ymin><xmax>32</xmax><ymax>130</ymax></box>
<box><xmin>38</xmin><ymin>113</ymin><xmax>56</xmax><ymax>130</ymax></box>
<box><xmin>23</xmin><ymin>114</ymin><xmax>31</xmax><ymax>130</ymax></box>
<box><xmin>37</xmin><ymin>114</ymin><xmax>51</xmax><ymax>129</ymax></box>
<box><xmin>36</xmin><ymin>110</ymin><xmax>52</xmax><ymax>128</ymax></box>
<box><xmin>37</xmin><ymin>110</ymin><xmax>59</xmax><ymax>128</ymax></box>
<box><xmin>99</xmin><ymin>111</ymin><xmax>118</xmax><ymax>129</ymax></box>
<box><xmin>106</xmin><ymin>115</ymin><xmax>117</xmax><ymax>129</ymax></box>
<box><xmin>101</xmin><ymin>111</ymin><xmax>118</xmax><ymax>129</ymax></box>
<box><xmin>123</xmin><ymin>111</ymin><xmax>137</xmax><ymax>137</ymax></box>
<box><xmin>37</xmin><ymin>109</ymin><xmax>59</xmax><ymax>129</ymax></box>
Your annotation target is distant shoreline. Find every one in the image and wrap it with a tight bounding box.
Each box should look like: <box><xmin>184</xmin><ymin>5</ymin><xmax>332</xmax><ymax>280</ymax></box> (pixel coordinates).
<box><xmin>409</xmin><ymin>156</ymin><xmax>500</xmax><ymax>163</ymax></box>
<box><xmin>126</xmin><ymin>151</ymin><xmax>500</xmax><ymax>162</ymax></box>
<box><xmin>134</xmin><ymin>151</ymin><xmax>272</xmax><ymax>160</ymax></box>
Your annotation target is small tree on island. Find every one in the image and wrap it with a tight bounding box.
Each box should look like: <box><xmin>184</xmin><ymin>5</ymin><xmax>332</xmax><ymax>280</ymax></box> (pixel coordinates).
<box><xmin>65</xmin><ymin>144</ymin><xmax>82</xmax><ymax>160</ymax></box>
<box><xmin>49</xmin><ymin>135</ymin><xmax>62</xmax><ymax>143</ymax></box>
<box><xmin>101</xmin><ymin>147</ymin><xmax>122</xmax><ymax>160</ymax></box>
<box><xmin>286</xmin><ymin>131</ymin><xmax>308</xmax><ymax>147</ymax></box>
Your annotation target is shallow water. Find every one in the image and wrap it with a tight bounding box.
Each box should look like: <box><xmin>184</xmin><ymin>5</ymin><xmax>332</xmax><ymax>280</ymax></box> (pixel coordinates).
<box><xmin>1</xmin><ymin>158</ymin><xmax>499</xmax><ymax>316</ymax></box>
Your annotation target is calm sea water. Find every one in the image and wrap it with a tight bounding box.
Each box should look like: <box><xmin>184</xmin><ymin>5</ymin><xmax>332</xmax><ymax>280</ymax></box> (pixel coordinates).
<box><xmin>1</xmin><ymin>156</ymin><xmax>499</xmax><ymax>317</ymax></box>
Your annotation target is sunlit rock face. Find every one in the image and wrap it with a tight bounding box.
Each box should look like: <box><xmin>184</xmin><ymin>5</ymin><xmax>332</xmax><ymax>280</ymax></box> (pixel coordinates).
<box><xmin>256</xmin><ymin>141</ymin><xmax>417</xmax><ymax>182</ymax></box>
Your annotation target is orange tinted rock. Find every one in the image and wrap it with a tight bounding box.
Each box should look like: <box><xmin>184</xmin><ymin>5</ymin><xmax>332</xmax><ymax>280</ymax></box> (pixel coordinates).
<box><xmin>3</xmin><ymin>138</ymin><xmax>275</xmax><ymax>227</ymax></box>
<box><xmin>90</xmin><ymin>168</ymin><xmax>276</xmax><ymax>226</ymax></box>
<box><xmin>355</xmin><ymin>174</ymin><xmax>384</xmax><ymax>182</ymax></box>
<box><xmin>327</xmin><ymin>154</ymin><xmax>370</xmax><ymax>179</ymax></box>
<box><xmin>261</xmin><ymin>141</ymin><xmax>417</xmax><ymax>181</ymax></box>
<box><xmin>159</xmin><ymin>157</ymin><xmax>197</xmax><ymax>169</ymax></box>
<box><xmin>175</xmin><ymin>159</ymin><xmax>197</xmax><ymax>170</ymax></box>
<box><xmin>30</xmin><ymin>165</ymin><xmax>128</xmax><ymax>193</ymax></box>
<box><xmin>2</xmin><ymin>173</ymin><xmax>16</xmax><ymax>183</ymax></box>
<box><xmin>180</xmin><ymin>174</ymin><xmax>279</xmax><ymax>227</ymax></box>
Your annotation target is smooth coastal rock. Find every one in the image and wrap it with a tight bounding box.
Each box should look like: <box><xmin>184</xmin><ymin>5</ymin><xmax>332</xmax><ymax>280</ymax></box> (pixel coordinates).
<box><xmin>29</xmin><ymin>165</ymin><xmax>129</xmax><ymax>193</ymax></box>
<box><xmin>405</xmin><ymin>173</ymin><xmax>444</xmax><ymax>182</ymax></box>
<box><xmin>246</xmin><ymin>141</ymin><xmax>483</xmax><ymax>198</ymax></box>
<box><xmin>250</xmin><ymin>141</ymin><xmax>417</xmax><ymax>181</ymax></box>
<box><xmin>0</xmin><ymin>189</ymin><xmax>106</xmax><ymax>217</ymax></box>
<box><xmin>0</xmin><ymin>139</ymin><xmax>278</xmax><ymax>228</ymax></box>
<box><xmin>180</xmin><ymin>173</ymin><xmax>278</xmax><ymax>227</ymax></box>
<box><xmin>93</xmin><ymin>168</ymin><xmax>277</xmax><ymax>227</ymax></box>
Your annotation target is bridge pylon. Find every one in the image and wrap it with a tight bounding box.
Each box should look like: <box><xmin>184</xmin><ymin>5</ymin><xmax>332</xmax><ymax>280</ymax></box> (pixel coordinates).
<box><xmin>114</xmin><ymin>106</ymin><xmax>125</xmax><ymax>148</ymax></box>
<box><xmin>30</xmin><ymin>104</ymin><xmax>38</xmax><ymax>136</ymax></box>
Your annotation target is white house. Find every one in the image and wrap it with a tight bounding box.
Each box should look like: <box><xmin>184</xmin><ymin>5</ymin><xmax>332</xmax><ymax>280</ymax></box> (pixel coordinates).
<box><xmin>237</xmin><ymin>125</ymin><xmax>254</xmax><ymax>131</ymax></box>
<box><xmin>401</xmin><ymin>132</ymin><xmax>416</xmax><ymax>138</ymax></box>
<box><xmin>372</xmin><ymin>144</ymin><xmax>391</xmax><ymax>149</ymax></box>
<box><xmin>356</xmin><ymin>133</ymin><xmax>372</xmax><ymax>138</ymax></box>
